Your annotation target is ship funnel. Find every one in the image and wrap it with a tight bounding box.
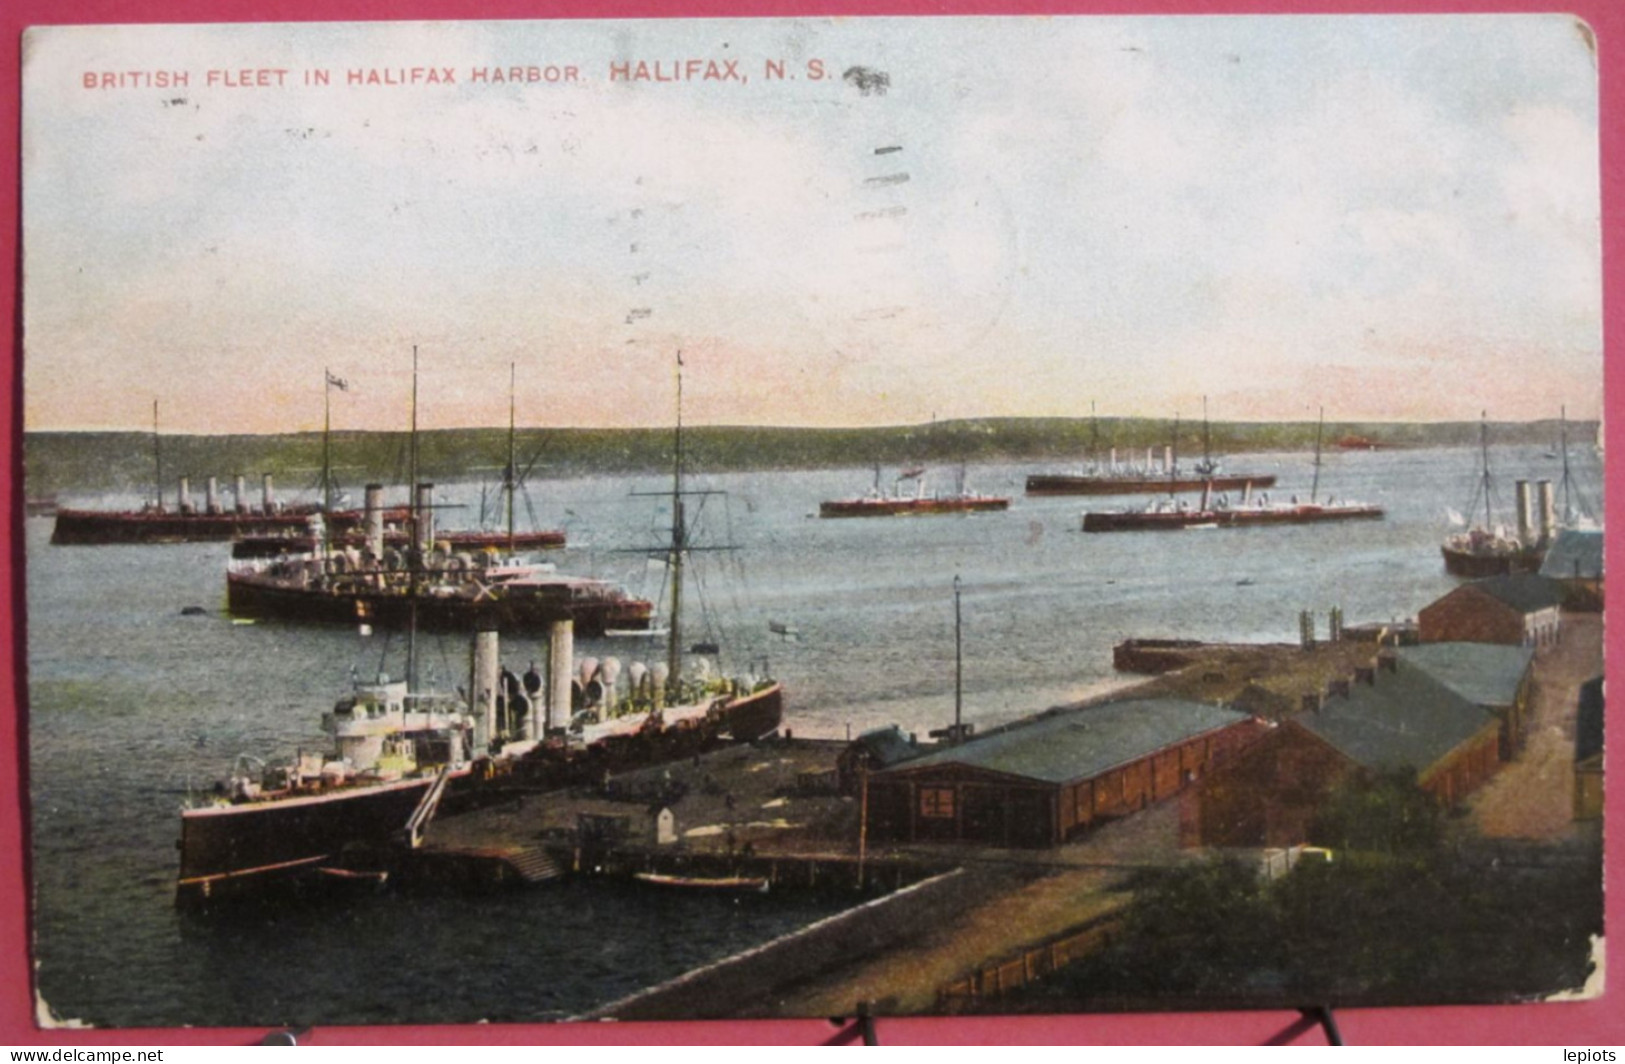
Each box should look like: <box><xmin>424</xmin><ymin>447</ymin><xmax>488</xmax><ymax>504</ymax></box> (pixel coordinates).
<box><xmin>233</xmin><ymin>474</ymin><xmax>247</xmax><ymax>514</ymax></box>
<box><xmin>470</xmin><ymin>627</ymin><xmax>500</xmax><ymax>751</ymax></box>
<box><xmin>546</xmin><ymin>619</ymin><xmax>573</xmax><ymax>735</ymax></box>
<box><xmin>1538</xmin><ymin>480</ymin><xmax>1556</xmax><ymax>545</ymax></box>
<box><xmin>1109</xmin><ymin>447</ymin><xmax>1118</xmax><ymax>471</ymax></box>
<box><xmin>204</xmin><ymin>476</ymin><xmax>220</xmax><ymax>514</ymax></box>
<box><xmin>1515</xmin><ymin>480</ymin><xmax>1533</xmax><ymax>545</ymax></box>
<box><xmin>414</xmin><ymin>483</ymin><xmax>436</xmax><ymax>552</ymax></box>
<box><xmin>364</xmin><ymin>483</ymin><xmax>385</xmax><ymax>558</ymax></box>
<box><xmin>262</xmin><ymin>473</ymin><xmax>276</xmax><ymax>513</ymax></box>
<box><xmin>177</xmin><ymin>475</ymin><xmax>194</xmax><ymax>515</ymax></box>
<box><xmin>1163</xmin><ymin>445</ymin><xmax>1173</xmax><ymax>474</ymax></box>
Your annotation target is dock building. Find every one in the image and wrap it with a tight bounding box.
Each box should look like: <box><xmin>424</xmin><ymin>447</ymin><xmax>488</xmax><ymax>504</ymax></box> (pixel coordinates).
<box><xmin>837</xmin><ymin>725</ymin><xmax>923</xmax><ymax>795</ymax></box>
<box><xmin>1396</xmin><ymin>643</ymin><xmax>1535</xmax><ymax>761</ymax></box>
<box><xmin>864</xmin><ymin>699</ymin><xmax>1263</xmax><ymax>848</ymax></box>
<box><xmin>1418</xmin><ymin>574</ymin><xmax>1563</xmax><ymax>647</ymax></box>
<box><xmin>1181</xmin><ymin>649</ymin><xmax>1509</xmax><ymax>848</ymax></box>
<box><xmin>1540</xmin><ymin>529</ymin><xmax>1605</xmax><ymax>610</ymax></box>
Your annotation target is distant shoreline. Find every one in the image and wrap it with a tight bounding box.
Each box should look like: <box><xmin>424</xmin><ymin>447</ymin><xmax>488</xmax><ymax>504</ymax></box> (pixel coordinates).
<box><xmin>22</xmin><ymin>416</ymin><xmax>1592</xmax><ymax>496</ymax></box>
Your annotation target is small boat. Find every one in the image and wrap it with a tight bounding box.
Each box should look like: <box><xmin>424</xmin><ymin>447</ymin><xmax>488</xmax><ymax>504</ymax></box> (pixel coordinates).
<box><xmin>633</xmin><ymin>871</ymin><xmax>770</xmax><ymax>893</ymax></box>
<box><xmin>313</xmin><ymin>866</ymin><xmax>392</xmax><ymax>896</ymax></box>
<box><xmin>315</xmin><ymin>865</ymin><xmax>390</xmax><ymax>885</ymax></box>
<box><xmin>607</xmin><ymin>626</ymin><xmax>671</xmax><ymax>639</ymax></box>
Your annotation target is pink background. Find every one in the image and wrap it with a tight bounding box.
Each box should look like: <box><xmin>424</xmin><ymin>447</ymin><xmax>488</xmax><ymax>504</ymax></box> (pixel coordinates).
<box><xmin>2</xmin><ymin>0</ymin><xmax>1620</xmax><ymax>1045</ymax></box>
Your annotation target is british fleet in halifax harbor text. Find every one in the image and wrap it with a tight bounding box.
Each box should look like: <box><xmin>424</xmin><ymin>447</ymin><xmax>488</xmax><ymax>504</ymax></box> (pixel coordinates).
<box><xmin>82</xmin><ymin>57</ymin><xmax>829</xmax><ymax>90</ymax></box>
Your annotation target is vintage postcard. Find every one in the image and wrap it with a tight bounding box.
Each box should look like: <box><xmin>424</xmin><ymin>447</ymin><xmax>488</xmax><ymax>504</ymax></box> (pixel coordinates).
<box><xmin>19</xmin><ymin>15</ymin><xmax>1605</xmax><ymax>1032</ymax></box>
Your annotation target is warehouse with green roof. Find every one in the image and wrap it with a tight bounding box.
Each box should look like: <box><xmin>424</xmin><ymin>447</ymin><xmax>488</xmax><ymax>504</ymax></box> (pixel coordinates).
<box><xmin>864</xmin><ymin>698</ymin><xmax>1264</xmax><ymax>848</ymax></box>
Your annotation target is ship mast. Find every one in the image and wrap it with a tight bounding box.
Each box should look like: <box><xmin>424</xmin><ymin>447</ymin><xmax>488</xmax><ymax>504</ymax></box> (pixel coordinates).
<box><xmin>505</xmin><ymin>361</ymin><xmax>517</xmax><ymax>552</ymax></box>
<box><xmin>1478</xmin><ymin>412</ymin><xmax>1493</xmax><ymax>529</ymax></box>
<box><xmin>953</xmin><ymin>574</ymin><xmax>963</xmax><ymax>747</ymax></box>
<box><xmin>152</xmin><ymin>399</ymin><xmax>163</xmax><ymax>512</ymax></box>
<box><xmin>1200</xmin><ymin>396</ymin><xmax>1212</xmax><ymax>475</ymax></box>
<box><xmin>666</xmin><ymin>351</ymin><xmax>687</xmax><ymax>692</ymax></box>
<box><xmin>407</xmin><ymin>345</ymin><xmax>420</xmax><ymax>693</ymax></box>
<box><xmin>322</xmin><ymin>368</ymin><xmax>334</xmax><ymax>513</ymax></box>
<box><xmin>1168</xmin><ymin>414</ymin><xmax>1180</xmax><ymax>490</ymax></box>
<box><xmin>1310</xmin><ymin>407</ymin><xmax>1325</xmax><ymax>504</ymax></box>
<box><xmin>1088</xmin><ymin>401</ymin><xmax>1099</xmax><ymax>470</ymax></box>
<box><xmin>1560</xmin><ymin>405</ymin><xmax>1573</xmax><ymax>521</ymax></box>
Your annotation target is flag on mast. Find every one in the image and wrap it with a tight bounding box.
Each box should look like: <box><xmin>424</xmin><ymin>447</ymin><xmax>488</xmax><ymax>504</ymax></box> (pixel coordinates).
<box><xmin>326</xmin><ymin>371</ymin><xmax>349</xmax><ymax>391</ymax></box>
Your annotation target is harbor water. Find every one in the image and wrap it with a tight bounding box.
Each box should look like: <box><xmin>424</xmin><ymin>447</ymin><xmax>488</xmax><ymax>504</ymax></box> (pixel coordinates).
<box><xmin>25</xmin><ymin>444</ymin><xmax>1602</xmax><ymax>1028</ymax></box>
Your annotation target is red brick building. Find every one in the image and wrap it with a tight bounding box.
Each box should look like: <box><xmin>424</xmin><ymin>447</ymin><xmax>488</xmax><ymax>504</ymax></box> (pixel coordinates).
<box><xmin>1418</xmin><ymin>573</ymin><xmax>1562</xmax><ymax>646</ymax></box>
<box><xmin>1182</xmin><ymin>653</ymin><xmax>1505</xmax><ymax>848</ymax></box>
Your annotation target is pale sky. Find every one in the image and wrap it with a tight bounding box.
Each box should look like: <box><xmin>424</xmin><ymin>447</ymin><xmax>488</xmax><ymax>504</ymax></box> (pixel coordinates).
<box><xmin>21</xmin><ymin>15</ymin><xmax>1603</xmax><ymax>433</ymax></box>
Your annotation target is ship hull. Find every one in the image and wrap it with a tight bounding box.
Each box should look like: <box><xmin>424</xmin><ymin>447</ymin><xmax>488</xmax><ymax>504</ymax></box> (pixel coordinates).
<box><xmin>1440</xmin><ymin>544</ymin><xmax>1545</xmax><ymax>578</ymax></box>
<box><xmin>720</xmin><ymin>682</ymin><xmax>784</xmax><ymax>742</ymax></box>
<box><xmin>51</xmin><ymin>508</ymin><xmax>319</xmax><ymax>545</ymax></box>
<box><xmin>1224</xmin><ymin>504</ymin><xmax>1385</xmax><ymax>527</ymax></box>
<box><xmin>226</xmin><ymin>571</ymin><xmax>652</xmax><ymax>637</ymax></box>
<box><xmin>1082</xmin><ymin>510</ymin><xmax>1222</xmax><ymax>532</ymax></box>
<box><xmin>231</xmin><ymin>528</ymin><xmax>567</xmax><ymax>560</ymax></box>
<box><xmin>1027</xmin><ymin>473</ymin><xmax>1276</xmax><ymax>496</ymax></box>
<box><xmin>1083</xmin><ymin>503</ymin><xmax>1384</xmax><ymax>533</ymax></box>
<box><xmin>178</xmin><ymin>684</ymin><xmax>782</xmax><ymax>905</ymax></box>
<box><xmin>49</xmin><ymin>504</ymin><xmax>414</xmax><ymax>546</ymax></box>
<box><xmin>818</xmin><ymin>497</ymin><xmax>1009</xmax><ymax>518</ymax></box>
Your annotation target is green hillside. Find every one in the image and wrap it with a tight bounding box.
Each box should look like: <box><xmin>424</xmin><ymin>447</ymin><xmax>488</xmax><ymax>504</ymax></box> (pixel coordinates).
<box><xmin>22</xmin><ymin>417</ymin><xmax>1587</xmax><ymax>497</ymax></box>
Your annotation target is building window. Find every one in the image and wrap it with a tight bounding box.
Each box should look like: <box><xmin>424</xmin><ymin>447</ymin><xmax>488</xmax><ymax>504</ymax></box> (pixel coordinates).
<box><xmin>920</xmin><ymin>787</ymin><xmax>955</xmax><ymax>819</ymax></box>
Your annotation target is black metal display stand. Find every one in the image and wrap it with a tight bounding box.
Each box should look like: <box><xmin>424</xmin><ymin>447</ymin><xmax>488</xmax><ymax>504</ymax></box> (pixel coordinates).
<box><xmin>825</xmin><ymin>1002</ymin><xmax>880</xmax><ymax>1046</ymax></box>
<box><xmin>1265</xmin><ymin>1006</ymin><xmax>1344</xmax><ymax>1046</ymax></box>
<box><xmin>256</xmin><ymin>1004</ymin><xmax>1345</xmax><ymax>1045</ymax></box>
<box><xmin>254</xmin><ymin>1026</ymin><xmax>310</xmax><ymax>1045</ymax></box>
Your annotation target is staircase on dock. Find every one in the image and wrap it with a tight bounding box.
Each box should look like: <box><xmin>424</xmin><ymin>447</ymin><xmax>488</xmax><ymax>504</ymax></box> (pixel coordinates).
<box><xmin>504</xmin><ymin>846</ymin><xmax>565</xmax><ymax>884</ymax></box>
